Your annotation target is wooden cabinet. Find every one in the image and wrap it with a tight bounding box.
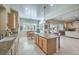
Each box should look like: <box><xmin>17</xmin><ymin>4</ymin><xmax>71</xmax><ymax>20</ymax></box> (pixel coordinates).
<box><xmin>38</xmin><ymin>37</ymin><xmax>43</xmax><ymax>48</ymax></box>
<box><xmin>34</xmin><ymin>35</ymin><xmax>37</xmax><ymax>44</ymax></box>
<box><xmin>8</xmin><ymin>13</ymin><xmax>16</xmax><ymax>29</ymax></box>
<box><xmin>64</xmin><ymin>22</ymin><xmax>73</xmax><ymax>31</ymax></box>
<box><xmin>7</xmin><ymin>9</ymin><xmax>19</xmax><ymax>32</ymax></box>
<box><xmin>36</xmin><ymin>36</ymin><xmax>39</xmax><ymax>44</ymax></box>
<box><xmin>42</xmin><ymin>37</ymin><xmax>56</xmax><ymax>54</ymax></box>
<box><xmin>34</xmin><ymin>35</ymin><xmax>39</xmax><ymax>45</ymax></box>
<box><xmin>35</xmin><ymin>34</ymin><xmax>57</xmax><ymax>55</ymax></box>
<box><xmin>42</xmin><ymin>39</ymin><xmax>47</xmax><ymax>53</ymax></box>
<box><xmin>47</xmin><ymin>39</ymin><xmax>56</xmax><ymax>54</ymax></box>
<box><xmin>0</xmin><ymin>5</ymin><xmax>19</xmax><ymax>34</ymax></box>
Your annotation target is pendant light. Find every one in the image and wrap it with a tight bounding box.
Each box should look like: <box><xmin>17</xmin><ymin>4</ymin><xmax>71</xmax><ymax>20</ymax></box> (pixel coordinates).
<box><xmin>43</xmin><ymin>5</ymin><xmax>46</xmax><ymax>24</ymax></box>
<box><xmin>43</xmin><ymin>5</ymin><xmax>47</xmax><ymax>33</ymax></box>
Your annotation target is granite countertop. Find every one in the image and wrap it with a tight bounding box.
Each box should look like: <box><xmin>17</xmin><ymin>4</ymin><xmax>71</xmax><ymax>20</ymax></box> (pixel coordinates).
<box><xmin>35</xmin><ymin>33</ymin><xmax>59</xmax><ymax>39</ymax></box>
<box><xmin>0</xmin><ymin>34</ymin><xmax>18</xmax><ymax>55</ymax></box>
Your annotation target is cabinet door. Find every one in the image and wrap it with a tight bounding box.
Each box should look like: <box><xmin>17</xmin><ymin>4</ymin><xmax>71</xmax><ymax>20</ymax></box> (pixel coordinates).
<box><xmin>42</xmin><ymin>39</ymin><xmax>47</xmax><ymax>53</ymax></box>
<box><xmin>8</xmin><ymin>13</ymin><xmax>16</xmax><ymax>29</ymax></box>
<box><xmin>47</xmin><ymin>39</ymin><xmax>56</xmax><ymax>54</ymax></box>
<box><xmin>38</xmin><ymin>37</ymin><xmax>43</xmax><ymax>48</ymax></box>
<box><xmin>36</xmin><ymin>36</ymin><xmax>39</xmax><ymax>45</ymax></box>
<box><xmin>34</xmin><ymin>35</ymin><xmax>37</xmax><ymax>43</ymax></box>
<box><xmin>34</xmin><ymin>35</ymin><xmax>38</xmax><ymax>44</ymax></box>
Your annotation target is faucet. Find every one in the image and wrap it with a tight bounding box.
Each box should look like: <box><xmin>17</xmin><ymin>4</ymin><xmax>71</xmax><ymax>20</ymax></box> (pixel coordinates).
<box><xmin>0</xmin><ymin>34</ymin><xmax>3</xmax><ymax>40</ymax></box>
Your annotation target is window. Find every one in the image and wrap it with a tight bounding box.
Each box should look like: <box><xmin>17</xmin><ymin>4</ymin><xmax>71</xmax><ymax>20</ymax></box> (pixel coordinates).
<box><xmin>20</xmin><ymin>23</ymin><xmax>37</xmax><ymax>31</ymax></box>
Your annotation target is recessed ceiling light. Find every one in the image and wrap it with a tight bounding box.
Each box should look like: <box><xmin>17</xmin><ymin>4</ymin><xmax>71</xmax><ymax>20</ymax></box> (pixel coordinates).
<box><xmin>74</xmin><ymin>14</ymin><xmax>77</xmax><ymax>16</ymax></box>
<box><xmin>50</xmin><ymin>4</ymin><xmax>54</xmax><ymax>6</ymax></box>
<box><xmin>25</xmin><ymin>8</ymin><xmax>28</xmax><ymax>10</ymax></box>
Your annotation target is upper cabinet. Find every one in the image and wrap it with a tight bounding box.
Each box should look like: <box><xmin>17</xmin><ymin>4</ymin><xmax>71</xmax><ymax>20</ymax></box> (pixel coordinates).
<box><xmin>0</xmin><ymin>4</ymin><xmax>19</xmax><ymax>34</ymax></box>
<box><xmin>64</xmin><ymin>22</ymin><xmax>75</xmax><ymax>31</ymax></box>
<box><xmin>7</xmin><ymin>9</ymin><xmax>19</xmax><ymax>32</ymax></box>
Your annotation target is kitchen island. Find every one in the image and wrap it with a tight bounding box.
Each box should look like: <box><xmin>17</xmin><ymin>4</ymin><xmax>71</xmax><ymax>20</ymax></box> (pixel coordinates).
<box><xmin>34</xmin><ymin>33</ymin><xmax>60</xmax><ymax>55</ymax></box>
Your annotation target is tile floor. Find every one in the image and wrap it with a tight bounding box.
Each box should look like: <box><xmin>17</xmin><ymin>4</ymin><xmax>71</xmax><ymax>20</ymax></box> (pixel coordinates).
<box><xmin>16</xmin><ymin>37</ymin><xmax>45</xmax><ymax>55</ymax></box>
<box><xmin>16</xmin><ymin>32</ymin><xmax>79</xmax><ymax>55</ymax></box>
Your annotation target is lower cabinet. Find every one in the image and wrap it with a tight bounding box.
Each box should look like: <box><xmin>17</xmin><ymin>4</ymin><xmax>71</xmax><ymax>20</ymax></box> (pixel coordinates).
<box><xmin>47</xmin><ymin>39</ymin><xmax>56</xmax><ymax>54</ymax></box>
<box><xmin>38</xmin><ymin>37</ymin><xmax>43</xmax><ymax>48</ymax></box>
<box><xmin>34</xmin><ymin>35</ymin><xmax>38</xmax><ymax>44</ymax></box>
<box><xmin>35</xmin><ymin>35</ymin><xmax>56</xmax><ymax>55</ymax></box>
<box><xmin>36</xmin><ymin>37</ymin><xmax>39</xmax><ymax>44</ymax></box>
<box><xmin>42</xmin><ymin>39</ymin><xmax>47</xmax><ymax>53</ymax></box>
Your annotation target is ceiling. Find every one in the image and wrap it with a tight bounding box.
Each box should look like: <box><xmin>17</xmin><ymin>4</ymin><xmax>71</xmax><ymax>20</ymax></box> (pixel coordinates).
<box><xmin>6</xmin><ymin>4</ymin><xmax>79</xmax><ymax>21</ymax></box>
<box><xmin>46</xmin><ymin>4</ymin><xmax>79</xmax><ymax>21</ymax></box>
<box><xmin>6</xmin><ymin>4</ymin><xmax>46</xmax><ymax>20</ymax></box>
